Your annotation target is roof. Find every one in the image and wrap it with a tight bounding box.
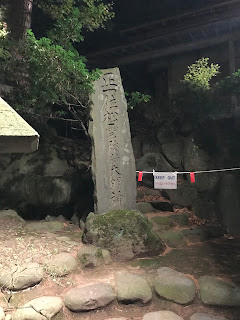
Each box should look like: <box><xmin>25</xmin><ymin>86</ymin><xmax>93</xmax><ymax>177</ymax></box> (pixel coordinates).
<box><xmin>0</xmin><ymin>97</ymin><xmax>39</xmax><ymax>153</ymax></box>
<box><xmin>87</xmin><ymin>0</ymin><xmax>240</xmax><ymax>67</ymax></box>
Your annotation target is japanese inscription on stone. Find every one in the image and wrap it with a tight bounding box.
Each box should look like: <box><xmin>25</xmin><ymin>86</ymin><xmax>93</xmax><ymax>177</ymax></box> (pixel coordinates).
<box><xmin>89</xmin><ymin>68</ymin><xmax>136</xmax><ymax>214</ymax></box>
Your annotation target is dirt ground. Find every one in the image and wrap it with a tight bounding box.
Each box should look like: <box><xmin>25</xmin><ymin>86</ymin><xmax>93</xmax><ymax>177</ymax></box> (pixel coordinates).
<box><xmin>0</xmin><ymin>214</ymin><xmax>240</xmax><ymax>320</ymax></box>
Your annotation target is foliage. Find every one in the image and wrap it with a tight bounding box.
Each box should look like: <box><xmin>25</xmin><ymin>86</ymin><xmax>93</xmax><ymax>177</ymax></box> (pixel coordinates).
<box><xmin>0</xmin><ymin>22</ymin><xmax>9</xmax><ymax>60</ymax></box>
<box><xmin>125</xmin><ymin>91</ymin><xmax>151</xmax><ymax>110</ymax></box>
<box><xmin>0</xmin><ymin>0</ymin><xmax>114</xmax><ymax>121</ymax></box>
<box><xmin>182</xmin><ymin>57</ymin><xmax>220</xmax><ymax>92</ymax></box>
<box><xmin>217</xmin><ymin>69</ymin><xmax>240</xmax><ymax>95</ymax></box>
<box><xmin>170</xmin><ymin>58</ymin><xmax>221</xmax><ymax>122</ymax></box>
<box><xmin>2</xmin><ymin>30</ymin><xmax>101</xmax><ymax>113</ymax></box>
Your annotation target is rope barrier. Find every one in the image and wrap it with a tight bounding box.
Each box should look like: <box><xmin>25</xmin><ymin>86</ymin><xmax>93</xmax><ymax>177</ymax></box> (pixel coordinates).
<box><xmin>136</xmin><ymin>167</ymin><xmax>240</xmax><ymax>175</ymax></box>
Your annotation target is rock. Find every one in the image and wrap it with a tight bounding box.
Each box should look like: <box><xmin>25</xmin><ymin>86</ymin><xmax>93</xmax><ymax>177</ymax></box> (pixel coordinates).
<box><xmin>182</xmin><ymin>228</ymin><xmax>208</xmax><ymax>242</ymax></box>
<box><xmin>142</xmin><ymin>143</ymin><xmax>160</xmax><ymax>155</ymax></box>
<box><xmin>0</xmin><ymin>262</ymin><xmax>43</xmax><ymax>290</ymax></box>
<box><xmin>45</xmin><ymin>215</ymin><xmax>65</xmax><ymax>222</ymax></box>
<box><xmin>132</xmin><ymin>136</ymin><xmax>142</xmax><ymax>160</ymax></box>
<box><xmin>190</xmin><ymin>313</ymin><xmax>228</xmax><ymax>320</ymax></box>
<box><xmin>136</xmin><ymin>153</ymin><xmax>174</xmax><ymax>186</ymax></box>
<box><xmin>137</xmin><ymin>202</ymin><xmax>155</xmax><ymax>214</ymax></box>
<box><xmin>154</xmin><ymin>267</ymin><xmax>196</xmax><ymax>304</ymax></box>
<box><xmin>82</xmin><ymin>210</ymin><xmax>165</xmax><ymax>261</ymax></box>
<box><xmin>45</xmin><ymin>252</ymin><xmax>77</xmax><ymax>276</ymax></box>
<box><xmin>151</xmin><ymin>216</ymin><xmax>174</xmax><ymax>231</ymax></box>
<box><xmin>137</xmin><ymin>189</ymin><xmax>145</xmax><ymax>199</ymax></box>
<box><xmin>169</xmin><ymin>214</ymin><xmax>190</xmax><ymax>227</ymax></box>
<box><xmin>0</xmin><ymin>209</ymin><xmax>25</xmax><ymax>224</ymax></box>
<box><xmin>204</xmin><ymin>226</ymin><xmax>225</xmax><ymax>239</ymax></box>
<box><xmin>183</xmin><ymin>139</ymin><xmax>219</xmax><ymax>193</ymax></box>
<box><xmin>193</xmin><ymin>195</ymin><xmax>216</xmax><ymax>220</ymax></box>
<box><xmin>5</xmin><ymin>316</ymin><xmax>11</xmax><ymax>320</ymax></box>
<box><xmin>150</xmin><ymin>202</ymin><xmax>174</xmax><ymax>212</ymax></box>
<box><xmin>77</xmin><ymin>245</ymin><xmax>112</xmax><ymax>268</ymax></box>
<box><xmin>12</xmin><ymin>296</ymin><xmax>63</xmax><ymax>320</ymax></box>
<box><xmin>161</xmin><ymin>141</ymin><xmax>184</xmax><ymax>169</ymax></box>
<box><xmin>116</xmin><ymin>273</ymin><xmax>152</xmax><ymax>304</ymax></box>
<box><xmin>160</xmin><ymin>230</ymin><xmax>185</xmax><ymax>248</ymax></box>
<box><xmin>106</xmin><ymin>319</ymin><xmax>127</xmax><ymax>320</ymax></box>
<box><xmin>199</xmin><ymin>276</ymin><xmax>240</xmax><ymax>306</ymax></box>
<box><xmin>216</xmin><ymin>174</ymin><xmax>240</xmax><ymax>235</ymax></box>
<box><xmin>143</xmin><ymin>311</ymin><xmax>184</xmax><ymax>320</ymax></box>
<box><xmin>136</xmin><ymin>153</ymin><xmax>173</xmax><ymax>173</ymax></box>
<box><xmin>0</xmin><ymin>307</ymin><xmax>4</xmax><ymax>320</ymax></box>
<box><xmin>64</xmin><ymin>283</ymin><xmax>115</xmax><ymax>311</ymax></box>
<box><xmin>166</xmin><ymin>182</ymin><xmax>198</xmax><ymax>207</ymax></box>
<box><xmin>145</xmin><ymin>189</ymin><xmax>160</xmax><ymax>196</ymax></box>
<box><xmin>26</xmin><ymin>221</ymin><xmax>64</xmax><ymax>232</ymax></box>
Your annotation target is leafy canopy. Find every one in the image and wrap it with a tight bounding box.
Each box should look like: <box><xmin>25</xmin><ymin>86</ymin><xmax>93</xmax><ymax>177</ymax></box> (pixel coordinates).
<box><xmin>182</xmin><ymin>57</ymin><xmax>220</xmax><ymax>91</ymax></box>
<box><xmin>0</xmin><ymin>0</ymin><xmax>114</xmax><ymax>116</ymax></box>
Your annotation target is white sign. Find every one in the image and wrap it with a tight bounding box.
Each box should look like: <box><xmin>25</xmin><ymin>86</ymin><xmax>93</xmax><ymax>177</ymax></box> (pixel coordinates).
<box><xmin>154</xmin><ymin>172</ymin><xmax>177</xmax><ymax>189</ymax></box>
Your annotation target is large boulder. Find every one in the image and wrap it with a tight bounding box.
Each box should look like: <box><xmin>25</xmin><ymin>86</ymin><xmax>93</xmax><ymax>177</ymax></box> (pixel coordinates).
<box><xmin>136</xmin><ymin>153</ymin><xmax>174</xmax><ymax>186</ymax></box>
<box><xmin>193</xmin><ymin>195</ymin><xmax>216</xmax><ymax>220</ymax></box>
<box><xmin>161</xmin><ymin>141</ymin><xmax>184</xmax><ymax>169</ymax></box>
<box><xmin>216</xmin><ymin>174</ymin><xmax>240</xmax><ymax>235</ymax></box>
<box><xmin>83</xmin><ymin>211</ymin><xmax>165</xmax><ymax>261</ymax></box>
<box><xmin>183</xmin><ymin>139</ymin><xmax>219</xmax><ymax>193</ymax></box>
<box><xmin>0</xmin><ymin>142</ymin><xmax>91</xmax><ymax>213</ymax></box>
<box><xmin>165</xmin><ymin>182</ymin><xmax>198</xmax><ymax>207</ymax></box>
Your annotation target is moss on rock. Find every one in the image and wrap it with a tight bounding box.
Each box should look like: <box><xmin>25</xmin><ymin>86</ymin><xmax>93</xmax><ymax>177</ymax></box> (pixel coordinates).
<box><xmin>82</xmin><ymin>210</ymin><xmax>165</xmax><ymax>261</ymax></box>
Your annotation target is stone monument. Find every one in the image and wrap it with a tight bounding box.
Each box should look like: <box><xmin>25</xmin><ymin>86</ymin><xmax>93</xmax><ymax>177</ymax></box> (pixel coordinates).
<box><xmin>89</xmin><ymin>68</ymin><xmax>136</xmax><ymax>214</ymax></box>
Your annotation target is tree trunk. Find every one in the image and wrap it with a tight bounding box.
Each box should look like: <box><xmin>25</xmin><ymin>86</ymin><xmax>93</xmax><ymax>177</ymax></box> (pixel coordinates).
<box><xmin>6</xmin><ymin>0</ymin><xmax>33</xmax><ymax>40</ymax></box>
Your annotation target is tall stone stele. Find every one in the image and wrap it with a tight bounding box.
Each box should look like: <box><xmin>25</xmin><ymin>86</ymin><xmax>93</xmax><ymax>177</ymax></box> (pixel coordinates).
<box><xmin>89</xmin><ymin>68</ymin><xmax>136</xmax><ymax>214</ymax></box>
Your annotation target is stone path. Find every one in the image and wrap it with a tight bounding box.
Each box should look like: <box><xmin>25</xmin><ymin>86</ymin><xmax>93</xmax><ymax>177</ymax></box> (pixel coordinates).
<box><xmin>0</xmin><ymin>209</ymin><xmax>240</xmax><ymax>320</ymax></box>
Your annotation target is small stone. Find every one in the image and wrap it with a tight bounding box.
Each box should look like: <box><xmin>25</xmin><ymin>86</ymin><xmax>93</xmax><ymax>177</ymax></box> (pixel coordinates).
<box><xmin>154</xmin><ymin>267</ymin><xmax>196</xmax><ymax>304</ymax></box>
<box><xmin>0</xmin><ymin>262</ymin><xmax>43</xmax><ymax>290</ymax></box>
<box><xmin>0</xmin><ymin>307</ymin><xmax>5</xmax><ymax>320</ymax></box>
<box><xmin>182</xmin><ymin>228</ymin><xmax>208</xmax><ymax>242</ymax></box>
<box><xmin>137</xmin><ymin>202</ymin><xmax>155</xmax><ymax>214</ymax></box>
<box><xmin>160</xmin><ymin>230</ymin><xmax>185</xmax><ymax>248</ymax></box>
<box><xmin>106</xmin><ymin>318</ymin><xmax>127</xmax><ymax>320</ymax></box>
<box><xmin>64</xmin><ymin>283</ymin><xmax>115</xmax><ymax>311</ymax></box>
<box><xmin>45</xmin><ymin>252</ymin><xmax>77</xmax><ymax>276</ymax></box>
<box><xmin>145</xmin><ymin>189</ymin><xmax>160</xmax><ymax>196</ymax></box>
<box><xmin>143</xmin><ymin>311</ymin><xmax>184</xmax><ymax>320</ymax></box>
<box><xmin>190</xmin><ymin>313</ymin><xmax>228</xmax><ymax>320</ymax></box>
<box><xmin>116</xmin><ymin>273</ymin><xmax>152</xmax><ymax>304</ymax></box>
<box><xmin>77</xmin><ymin>245</ymin><xmax>111</xmax><ymax>268</ymax></box>
<box><xmin>169</xmin><ymin>214</ymin><xmax>190</xmax><ymax>227</ymax></box>
<box><xmin>199</xmin><ymin>276</ymin><xmax>240</xmax><ymax>306</ymax></box>
<box><xmin>26</xmin><ymin>221</ymin><xmax>64</xmax><ymax>232</ymax></box>
<box><xmin>151</xmin><ymin>216</ymin><xmax>174</xmax><ymax>231</ymax></box>
<box><xmin>12</xmin><ymin>296</ymin><xmax>63</xmax><ymax>320</ymax></box>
